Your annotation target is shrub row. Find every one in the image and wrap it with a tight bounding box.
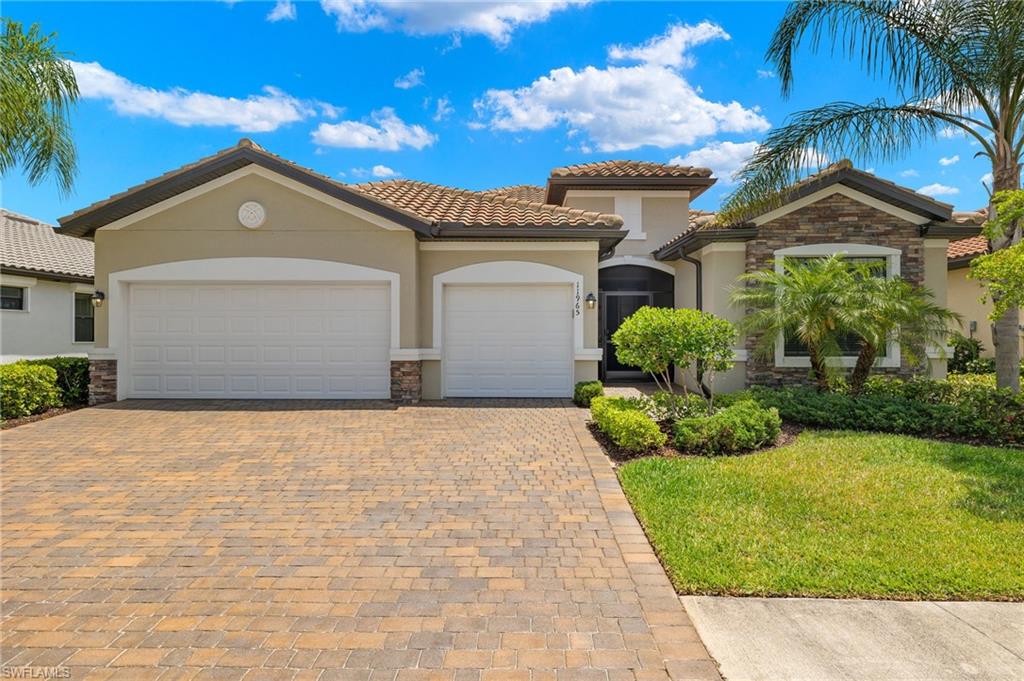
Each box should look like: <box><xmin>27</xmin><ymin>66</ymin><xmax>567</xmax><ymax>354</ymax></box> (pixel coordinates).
<box><xmin>590</xmin><ymin>396</ymin><xmax>666</xmax><ymax>453</ymax></box>
<box><xmin>725</xmin><ymin>376</ymin><xmax>1023</xmax><ymax>445</ymax></box>
<box><xmin>674</xmin><ymin>400</ymin><xmax>781</xmax><ymax>455</ymax></box>
<box><xmin>0</xmin><ymin>356</ymin><xmax>90</xmax><ymax>420</ymax></box>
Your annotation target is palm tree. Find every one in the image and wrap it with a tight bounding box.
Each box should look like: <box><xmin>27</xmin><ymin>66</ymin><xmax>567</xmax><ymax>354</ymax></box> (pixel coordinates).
<box><xmin>731</xmin><ymin>255</ymin><xmax>857</xmax><ymax>391</ymax></box>
<box><xmin>0</xmin><ymin>20</ymin><xmax>79</xmax><ymax>194</ymax></box>
<box><xmin>845</xmin><ymin>276</ymin><xmax>961</xmax><ymax>393</ymax></box>
<box><xmin>721</xmin><ymin>0</ymin><xmax>1024</xmax><ymax>393</ymax></box>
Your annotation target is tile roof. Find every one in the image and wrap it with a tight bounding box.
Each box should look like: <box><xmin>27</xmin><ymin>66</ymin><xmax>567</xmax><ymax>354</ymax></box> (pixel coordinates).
<box><xmin>550</xmin><ymin>160</ymin><xmax>713</xmax><ymax>179</ymax></box>
<box><xmin>948</xmin><ymin>235</ymin><xmax>988</xmax><ymax>260</ymax></box>
<box><xmin>1</xmin><ymin>209</ymin><xmax>93</xmax><ymax>280</ymax></box>
<box><xmin>652</xmin><ymin>210</ymin><xmax>719</xmax><ymax>253</ymax></box>
<box><xmin>348</xmin><ymin>180</ymin><xmax>623</xmax><ymax>229</ymax></box>
<box><xmin>478</xmin><ymin>184</ymin><xmax>548</xmax><ymax>203</ymax></box>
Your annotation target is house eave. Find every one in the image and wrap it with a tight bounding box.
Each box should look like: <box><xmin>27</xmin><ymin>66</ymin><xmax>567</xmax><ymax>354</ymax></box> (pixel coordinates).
<box><xmin>653</xmin><ymin>227</ymin><xmax>757</xmax><ymax>260</ymax></box>
<box><xmin>0</xmin><ymin>265</ymin><xmax>94</xmax><ymax>284</ymax></box>
<box><xmin>546</xmin><ymin>176</ymin><xmax>716</xmax><ymax>204</ymax></box>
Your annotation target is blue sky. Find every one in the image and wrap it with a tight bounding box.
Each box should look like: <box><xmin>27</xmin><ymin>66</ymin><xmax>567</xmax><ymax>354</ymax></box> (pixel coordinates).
<box><xmin>3</xmin><ymin>1</ymin><xmax>994</xmax><ymax>225</ymax></box>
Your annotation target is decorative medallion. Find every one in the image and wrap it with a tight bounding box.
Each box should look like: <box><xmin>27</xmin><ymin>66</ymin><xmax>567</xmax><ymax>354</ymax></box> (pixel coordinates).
<box><xmin>238</xmin><ymin>201</ymin><xmax>266</xmax><ymax>229</ymax></box>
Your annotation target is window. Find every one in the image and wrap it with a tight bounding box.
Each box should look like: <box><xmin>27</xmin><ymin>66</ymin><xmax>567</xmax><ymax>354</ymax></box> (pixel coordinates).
<box><xmin>782</xmin><ymin>257</ymin><xmax>886</xmax><ymax>358</ymax></box>
<box><xmin>771</xmin><ymin>243</ymin><xmax>902</xmax><ymax>369</ymax></box>
<box><xmin>74</xmin><ymin>292</ymin><xmax>94</xmax><ymax>342</ymax></box>
<box><xmin>1</xmin><ymin>286</ymin><xmax>25</xmax><ymax>310</ymax></box>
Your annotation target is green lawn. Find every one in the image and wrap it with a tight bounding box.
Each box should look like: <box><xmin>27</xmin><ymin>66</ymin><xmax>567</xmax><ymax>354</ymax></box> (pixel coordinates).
<box><xmin>617</xmin><ymin>431</ymin><xmax>1024</xmax><ymax>600</ymax></box>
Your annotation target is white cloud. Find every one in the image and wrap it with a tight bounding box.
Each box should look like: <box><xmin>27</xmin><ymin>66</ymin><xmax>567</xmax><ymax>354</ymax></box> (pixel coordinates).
<box><xmin>69</xmin><ymin>60</ymin><xmax>314</xmax><ymax>132</ymax></box>
<box><xmin>394</xmin><ymin>68</ymin><xmax>425</xmax><ymax>89</ymax></box>
<box><xmin>899</xmin><ymin>169</ymin><xmax>919</xmax><ymax>178</ymax></box>
<box><xmin>312</xmin><ymin>107</ymin><xmax>436</xmax><ymax>150</ymax></box>
<box><xmin>981</xmin><ymin>172</ymin><xmax>993</xmax><ymax>185</ymax></box>
<box><xmin>319</xmin><ymin>0</ymin><xmax>586</xmax><ymax>45</ymax></box>
<box><xmin>433</xmin><ymin>96</ymin><xmax>454</xmax><ymax>122</ymax></box>
<box><xmin>918</xmin><ymin>182</ymin><xmax>959</xmax><ymax>197</ymax></box>
<box><xmin>756</xmin><ymin>69</ymin><xmax>775</xmax><ymax>79</ymax></box>
<box><xmin>670</xmin><ymin>140</ymin><xmax>759</xmax><ymax>184</ymax></box>
<box><xmin>267</xmin><ymin>0</ymin><xmax>297</xmax><ymax>22</ymax></box>
<box><xmin>474</xmin><ymin>23</ymin><xmax>768</xmax><ymax>152</ymax></box>
<box><xmin>371</xmin><ymin>164</ymin><xmax>399</xmax><ymax>178</ymax></box>
<box><xmin>938</xmin><ymin>154</ymin><xmax>959</xmax><ymax>166</ymax></box>
<box><xmin>607</xmin><ymin>21</ymin><xmax>728</xmax><ymax>68</ymax></box>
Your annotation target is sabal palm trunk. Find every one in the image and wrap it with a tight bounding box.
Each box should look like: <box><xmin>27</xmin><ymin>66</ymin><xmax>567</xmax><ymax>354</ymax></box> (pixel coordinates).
<box><xmin>990</xmin><ymin>153</ymin><xmax>1021</xmax><ymax>393</ymax></box>
<box><xmin>850</xmin><ymin>343</ymin><xmax>878</xmax><ymax>394</ymax></box>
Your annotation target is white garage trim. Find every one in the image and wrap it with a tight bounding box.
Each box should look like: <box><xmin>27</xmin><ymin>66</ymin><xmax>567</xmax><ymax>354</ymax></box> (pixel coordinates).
<box><xmin>97</xmin><ymin>165</ymin><xmax>409</xmax><ymax>232</ymax></box>
<box><xmin>431</xmin><ymin>261</ymin><xmax>585</xmax><ymax>353</ymax></box>
<box><xmin>104</xmin><ymin>257</ymin><xmax>400</xmax><ymax>400</ymax></box>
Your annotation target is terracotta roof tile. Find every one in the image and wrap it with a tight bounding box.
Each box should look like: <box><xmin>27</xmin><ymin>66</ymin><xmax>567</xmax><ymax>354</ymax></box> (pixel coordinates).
<box><xmin>948</xmin><ymin>235</ymin><xmax>988</xmax><ymax>260</ymax></box>
<box><xmin>348</xmin><ymin>180</ymin><xmax>623</xmax><ymax>229</ymax></box>
<box><xmin>478</xmin><ymin>184</ymin><xmax>547</xmax><ymax>203</ymax></box>
<box><xmin>1</xmin><ymin>209</ymin><xmax>93</xmax><ymax>279</ymax></box>
<box><xmin>550</xmin><ymin>160</ymin><xmax>713</xmax><ymax>179</ymax></box>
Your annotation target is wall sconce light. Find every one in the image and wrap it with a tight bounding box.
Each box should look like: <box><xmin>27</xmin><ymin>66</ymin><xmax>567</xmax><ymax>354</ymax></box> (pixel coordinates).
<box><xmin>585</xmin><ymin>292</ymin><xmax>597</xmax><ymax>310</ymax></box>
<box><xmin>91</xmin><ymin>291</ymin><xmax>105</xmax><ymax>308</ymax></box>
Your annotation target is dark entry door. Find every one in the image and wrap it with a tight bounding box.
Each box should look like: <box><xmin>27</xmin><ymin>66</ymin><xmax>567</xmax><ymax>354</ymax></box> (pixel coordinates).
<box><xmin>601</xmin><ymin>292</ymin><xmax>653</xmax><ymax>378</ymax></box>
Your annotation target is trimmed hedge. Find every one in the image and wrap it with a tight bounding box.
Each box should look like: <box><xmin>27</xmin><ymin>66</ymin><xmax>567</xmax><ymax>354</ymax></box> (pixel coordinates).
<box><xmin>674</xmin><ymin>400</ymin><xmax>781</xmax><ymax>455</ymax></box>
<box><xmin>22</xmin><ymin>356</ymin><xmax>89</xmax><ymax>406</ymax></box>
<box><xmin>590</xmin><ymin>396</ymin><xmax>667</xmax><ymax>452</ymax></box>
<box><xmin>730</xmin><ymin>376</ymin><xmax>1023</xmax><ymax>445</ymax></box>
<box><xmin>1</xmin><ymin>363</ymin><xmax>62</xmax><ymax>419</ymax></box>
<box><xmin>573</xmin><ymin>380</ymin><xmax>604</xmax><ymax>407</ymax></box>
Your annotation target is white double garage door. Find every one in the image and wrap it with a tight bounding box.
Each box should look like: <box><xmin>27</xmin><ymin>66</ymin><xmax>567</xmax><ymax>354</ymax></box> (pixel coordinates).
<box><xmin>126</xmin><ymin>282</ymin><xmax>573</xmax><ymax>399</ymax></box>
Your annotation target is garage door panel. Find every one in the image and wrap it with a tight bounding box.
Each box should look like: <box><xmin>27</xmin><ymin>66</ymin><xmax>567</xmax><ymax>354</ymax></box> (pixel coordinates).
<box><xmin>444</xmin><ymin>285</ymin><xmax>573</xmax><ymax>398</ymax></box>
<box><xmin>127</xmin><ymin>283</ymin><xmax>390</xmax><ymax>399</ymax></box>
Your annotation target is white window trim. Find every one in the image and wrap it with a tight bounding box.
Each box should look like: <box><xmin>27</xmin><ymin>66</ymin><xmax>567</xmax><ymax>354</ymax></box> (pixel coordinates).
<box><xmin>773</xmin><ymin>243</ymin><xmax>902</xmax><ymax>369</ymax></box>
<box><xmin>103</xmin><ymin>257</ymin><xmax>400</xmax><ymax>401</ymax></box>
<box><xmin>71</xmin><ymin>284</ymin><xmax>96</xmax><ymax>344</ymax></box>
<box><xmin>1</xmin><ymin>274</ymin><xmax>36</xmax><ymax>313</ymax></box>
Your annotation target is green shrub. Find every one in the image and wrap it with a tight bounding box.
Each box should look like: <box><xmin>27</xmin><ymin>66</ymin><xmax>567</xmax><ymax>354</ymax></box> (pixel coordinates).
<box><xmin>649</xmin><ymin>391</ymin><xmax>708</xmax><ymax>421</ymax></box>
<box><xmin>746</xmin><ymin>378</ymin><xmax>1023</xmax><ymax>445</ymax></box>
<box><xmin>22</xmin><ymin>356</ymin><xmax>89</xmax><ymax>405</ymax></box>
<box><xmin>1</xmin><ymin>363</ymin><xmax>61</xmax><ymax>419</ymax></box>
<box><xmin>590</xmin><ymin>396</ymin><xmax>667</xmax><ymax>452</ymax></box>
<box><xmin>949</xmin><ymin>332</ymin><xmax>984</xmax><ymax>373</ymax></box>
<box><xmin>674</xmin><ymin>401</ymin><xmax>781</xmax><ymax>455</ymax></box>
<box><xmin>573</xmin><ymin>380</ymin><xmax>604</xmax><ymax>407</ymax></box>
<box><xmin>964</xmin><ymin>357</ymin><xmax>996</xmax><ymax>374</ymax></box>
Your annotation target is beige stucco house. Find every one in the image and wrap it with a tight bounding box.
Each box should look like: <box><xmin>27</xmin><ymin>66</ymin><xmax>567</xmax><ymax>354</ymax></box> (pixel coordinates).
<box><xmin>1</xmin><ymin>209</ymin><xmax>95</xmax><ymax>363</ymax></box>
<box><xmin>58</xmin><ymin>141</ymin><xmax>982</xmax><ymax>404</ymax></box>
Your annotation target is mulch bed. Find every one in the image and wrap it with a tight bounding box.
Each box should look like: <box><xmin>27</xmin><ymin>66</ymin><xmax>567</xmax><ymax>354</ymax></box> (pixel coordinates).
<box><xmin>1</xmin><ymin>406</ymin><xmax>85</xmax><ymax>430</ymax></box>
<box><xmin>587</xmin><ymin>419</ymin><xmax>802</xmax><ymax>463</ymax></box>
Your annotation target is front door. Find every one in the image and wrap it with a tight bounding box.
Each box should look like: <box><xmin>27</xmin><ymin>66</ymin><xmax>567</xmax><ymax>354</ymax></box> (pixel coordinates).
<box><xmin>600</xmin><ymin>292</ymin><xmax>653</xmax><ymax>379</ymax></box>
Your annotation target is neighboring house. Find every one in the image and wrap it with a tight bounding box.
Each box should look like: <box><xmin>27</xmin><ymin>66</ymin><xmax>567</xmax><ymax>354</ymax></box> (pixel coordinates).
<box><xmin>0</xmin><ymin>209</ymin><xmax>95</xmax><ymax>363</ymax></box>
<box><xmin>946</xmin><ymin>230</ymin><xmax>1024</xmax><ymax>357</ymax></box>
<box><xmin>58</xmin><ymin>140</ymin><xmax>980</xmax><ymax>403</ymax></box>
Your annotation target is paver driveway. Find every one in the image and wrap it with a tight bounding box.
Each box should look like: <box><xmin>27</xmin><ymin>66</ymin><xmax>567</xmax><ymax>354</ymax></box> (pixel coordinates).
<box><xmin>1</xmin><ymin>401</ymin><xmax>719</xmax><ymax>681</ymax></box>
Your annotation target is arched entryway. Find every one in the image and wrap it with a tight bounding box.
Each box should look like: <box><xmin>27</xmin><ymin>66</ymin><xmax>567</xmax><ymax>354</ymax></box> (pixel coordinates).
<box><xmin>598</xmin><ymin>263</ymin><xmax>674</xmax><ymax>380</ymax></box>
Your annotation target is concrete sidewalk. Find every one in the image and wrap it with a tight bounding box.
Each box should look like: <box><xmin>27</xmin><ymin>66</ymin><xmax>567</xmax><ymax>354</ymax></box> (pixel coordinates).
<box><xmin>682</xmin><ymin>596</ymin><xmax>1024</xmax><ymax>681</ymax></box>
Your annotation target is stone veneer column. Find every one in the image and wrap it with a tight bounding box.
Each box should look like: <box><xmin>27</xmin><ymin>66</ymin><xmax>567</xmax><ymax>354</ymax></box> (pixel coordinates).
<box><xmin>390</xmin><ymin>360</ymin><xmax>422</xmax><ymax>403</ymax></box>
<box><xmin>89</xmin><ymin>359</ymin><xmax>117</xmax><ymax>405</ymax></box>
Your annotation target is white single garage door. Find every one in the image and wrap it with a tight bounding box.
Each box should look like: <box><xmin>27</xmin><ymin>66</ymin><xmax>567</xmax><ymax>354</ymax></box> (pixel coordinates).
<box><xmin>127</xmin><ymin>283</ymin><xmax>390</xmax><ymax>398</ymax></box>
<box><xmin>443</xmin><ymin>285</ymin><xmax>573</xmax><ymax>397</ymax></box>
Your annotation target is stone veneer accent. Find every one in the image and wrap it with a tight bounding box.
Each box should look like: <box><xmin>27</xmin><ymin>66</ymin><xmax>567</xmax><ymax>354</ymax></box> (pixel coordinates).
<box><xmin>744</xmin><ymin>193</ymin><xmax>924</xmax><ymax>387</ymax></box>
<box><xmin>89</xmin><ymin>359</ymin><xmax>117</xmax><ymax>405</ymax></box>
<box><xmin>390</xmin><ymin>360</ymin><xmax>422</xmax><ymax>403</ymax></box>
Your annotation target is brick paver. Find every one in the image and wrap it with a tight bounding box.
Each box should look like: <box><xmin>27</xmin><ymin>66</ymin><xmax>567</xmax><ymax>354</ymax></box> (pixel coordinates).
<box><xmin>1</xmin><ymin>400</ymin><xmax>720</xmax><ymax>681</ymax></box>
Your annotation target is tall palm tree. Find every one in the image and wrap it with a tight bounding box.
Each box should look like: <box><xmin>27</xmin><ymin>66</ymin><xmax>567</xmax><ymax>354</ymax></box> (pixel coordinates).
<box><xmin>845</xmin><ymin>276</ymin><xmax>961</xmax><ymax>393</ymax></box>
<box><xmin>721</xmin><ymin>0</ymin><xmax>1024</xmax><ymax>393</ymax></box>
<box><xmin>0</xmin><ymin>19</ymin><xmax>79</xmax><ymax>194</ymax></box>
<box><xmin>731</xmin><ymin>255</ymin><xmax>857</xmax><ymax>391</ymax></box>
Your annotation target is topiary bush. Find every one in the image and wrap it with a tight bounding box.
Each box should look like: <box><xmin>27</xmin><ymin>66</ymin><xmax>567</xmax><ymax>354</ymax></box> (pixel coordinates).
<box><xmin>573</xmin><ymin>380</ymin><xmax>604</xmax><ymax>407</ymax></box>
<box><xmin>590</xmin><ymin>396</ymin><xmax>667</xmax><ymax>452</ymax></box>
<box><xmin>22</xmin><ymin>356</ymin><xmax>89</xmax><ymax>405</ymax></box>
<box><xmin>1</xmin><ymin>363</ymin><xmax>62</xmax><ymax>419</ymax></box>
<box><xmin>673</xmin><ymin>401</ymin><xmax>781</xmax><ymax>455</ymax></box>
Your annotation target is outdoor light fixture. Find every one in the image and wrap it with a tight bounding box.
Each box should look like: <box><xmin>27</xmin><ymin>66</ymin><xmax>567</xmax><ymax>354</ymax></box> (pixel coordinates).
<box><xmin>585</xmin><ymin>292</ymin><xmax>597</xmax><ymax>310</ymax></box>
<box><xmin>91</xmin><ymin>291</ymin><xmax>105</xmax><ymax>308</ymax></box>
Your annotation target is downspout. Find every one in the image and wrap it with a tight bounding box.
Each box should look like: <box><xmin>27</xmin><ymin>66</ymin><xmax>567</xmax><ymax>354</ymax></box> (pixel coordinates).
<box><xmin>676</xmin><ymin>248</ymin><xmax>712</xmax><ymax>399</ymax></box>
